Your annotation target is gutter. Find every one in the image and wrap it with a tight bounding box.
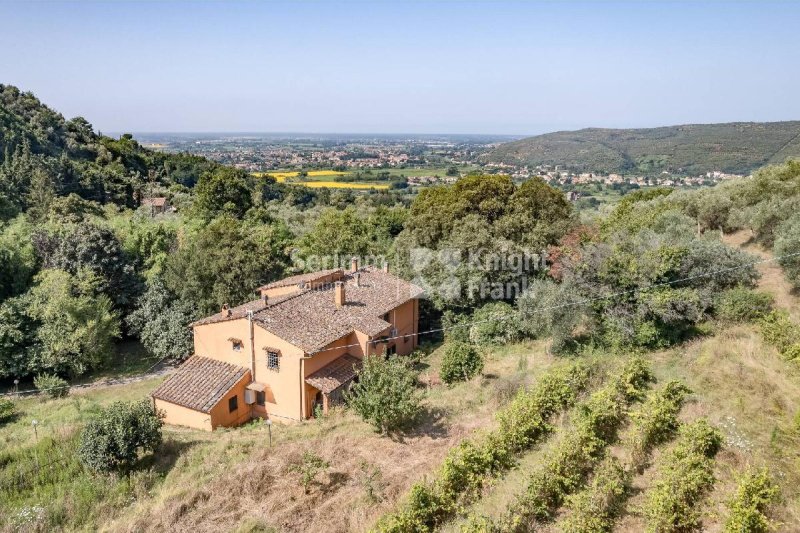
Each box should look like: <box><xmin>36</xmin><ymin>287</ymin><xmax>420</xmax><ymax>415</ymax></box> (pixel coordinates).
<box><xmin>299</xmin><ymin>353</ymin><xmax>313</xmax><ymax>420</ymax></box>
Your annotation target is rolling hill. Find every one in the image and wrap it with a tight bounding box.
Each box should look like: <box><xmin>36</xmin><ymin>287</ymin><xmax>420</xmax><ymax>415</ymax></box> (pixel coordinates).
<box><xmin>486</xmin><ymin>121</ymin><xmax>800</xmax><ymax>175</ymax></box>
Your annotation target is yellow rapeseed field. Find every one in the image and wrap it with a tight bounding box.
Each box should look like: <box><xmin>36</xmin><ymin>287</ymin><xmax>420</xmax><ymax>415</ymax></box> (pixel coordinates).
<box><xmin>252</xmin><ymin>170</ymin><xmax>387</xmax><ymax>188</ymax></box>
<box><xmin>253</xmin><ymin>170</ymin><xmax>349</xmax><ymax>182</ymax></box>
<box><xmin>298</xmin><ymin>181</ymin><xmax>390</xmax><ymax>189</ymax></box>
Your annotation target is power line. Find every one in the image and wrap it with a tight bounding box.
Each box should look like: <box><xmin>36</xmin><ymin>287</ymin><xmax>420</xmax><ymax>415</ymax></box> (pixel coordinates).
<box><xmin>307</xmin><ymin>249</ymin><xmax>800</xmax><ymax>356</ymax></box>
<box><xmin>0</xmin><ymin>354</ymin><xmax>173</xmax><ymax>398</ymax></box>
<box><xmin>3</xmin><ymin>248</ymin><xmax>798</xmax><ymax>397</ymax></box>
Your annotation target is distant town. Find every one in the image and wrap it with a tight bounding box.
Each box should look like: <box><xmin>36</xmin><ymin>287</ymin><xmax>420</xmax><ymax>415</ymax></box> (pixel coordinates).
<box><xmin>135</xmin><ymin>133</ymin><xmax>746</xmax><ymax>190</ymax></box>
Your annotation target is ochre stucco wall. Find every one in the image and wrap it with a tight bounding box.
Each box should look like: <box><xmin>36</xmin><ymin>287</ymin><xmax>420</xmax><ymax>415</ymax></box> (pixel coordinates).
<box><xmin>154</xmin><ymin>398</ymin><xmax>212</xmax><ymax>431</ymax></box>
<box><xmin>183</xmin><ymin>297</ymin><xmax>420</xmax><ymax>425</ymax></box>
<box><xmin>154</xmin><ymin>370</ymin><xmax>251</xmax><ymax>431</ymax></box>
<box><xmin>208</xmin><ymin>373</ymin><xmax>253</xmax><ymax>428</ymax></box>
<box><xmin>252</xmin><ymin>326</ymin><xmax>305</xmax><ymax>422</ymax></box>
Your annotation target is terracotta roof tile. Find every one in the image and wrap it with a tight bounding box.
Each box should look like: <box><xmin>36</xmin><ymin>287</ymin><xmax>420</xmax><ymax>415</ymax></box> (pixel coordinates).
<box><xmin>142</xmin><ymin>197</ymin><xmax>167</xmax><ymax>207</ymax></box>
<box><xmin>151</xmin><ymin>356</ymin><xmax>250</xmax><ymax>413</ymax></box>
<box><xmin>257</xmin><ymin>269</ymin><xmax>343</xmax><ymax>290</ymax></box>
<box><xmin>305</xmin><ymin>354</ymin><xmax>362</xmax><ymax>394</ymax></box>
<box><xmin>193</xmin><ymin>266</ymin><xmax>424</xmax><ymax>353</ymax></box>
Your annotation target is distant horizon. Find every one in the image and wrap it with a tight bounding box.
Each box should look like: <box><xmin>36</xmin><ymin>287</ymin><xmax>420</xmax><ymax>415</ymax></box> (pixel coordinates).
<box><xmin>109</xmin><ymin>117</ymin><xmax>800</xmax><ymax>141</ymax></box>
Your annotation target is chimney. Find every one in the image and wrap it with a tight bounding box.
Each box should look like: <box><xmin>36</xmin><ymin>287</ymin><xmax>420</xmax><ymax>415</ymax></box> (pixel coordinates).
<box><xmin>382</xmin><ymin>261</ymin><xmax>389</xmax><ymax>273</ymax></box>
<box><xmin>350</xmin><ymin>257</ymin><xmax>359</xmax><ymax>272</ymax></box>
<box><xmin>221</xmin><ymin>304</ymin><xmax>231</xmax><ymax>317</ymax></box>
<box><xmin>261</xmin><ymin>293</ymin><xmax>269</xmax><ymax>307</ymax></box>
<box><xmin>335</xmin><ymin>281</ymin><xmax>345</xmax><ymax>308</ymax></box>
<box><xmin>353</xmin><ymin>272</ymin><xmax>361</xmax><ymax>287</ymax></box>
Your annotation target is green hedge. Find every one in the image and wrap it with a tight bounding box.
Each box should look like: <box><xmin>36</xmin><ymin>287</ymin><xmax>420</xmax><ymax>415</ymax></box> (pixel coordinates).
<box><xmin>556</xmin><ymin>380</ymin><xmax>690</xmax><ymax>533</ymax></box>
<box><xmin>559</xmin><ymin>456</ymin><xmax>628</xmax><ymax>533</ymax></box>
<box><xmin>759</xmin><ymin>311</ymin><xmax>800</xmax><ymax>361</ymax></box>
<box><xmin>643</xmin><ymin>419</ymin><xmax>722</xmax><ymax>532</ymax></box>
<box><xmin>724</xmin><ymin>468</ymin><xmax>779</xmax><ymax>533</ymax></box>
<box><xmin>626</xmin><ymin>380</ymin><xmax>691</xmax><ymax>472</ymax></box>
<box><xmin>490</xmin><ymin>358</ymin><xmax>652</xmax><ymax>532</ymax></box>
<box><xmin>373</xmin><ymin>362</ymin><xmax>590</xmax><ymax>533</ymax></box>
<box><xmin>715</xmin><ymin>287</ymin><xmax>773</xmax><ymax>322</ymax></box>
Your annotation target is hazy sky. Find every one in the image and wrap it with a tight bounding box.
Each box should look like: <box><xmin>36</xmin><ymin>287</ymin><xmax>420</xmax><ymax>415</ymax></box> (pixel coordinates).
<box><xmin>1</xmin><ymin>1</ymin><xmax>799</xmax><ymax>135</ymax></box>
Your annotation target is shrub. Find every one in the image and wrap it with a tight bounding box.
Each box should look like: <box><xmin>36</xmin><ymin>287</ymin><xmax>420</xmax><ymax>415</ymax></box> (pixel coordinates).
<box><xmin>715</xmin><ymin>287</ymin><xmax>773</xmax><ymax>322</ymax></box>
<box><xmin>288</xmin><ymin>451</ymin><xmax>330</xmax><ymax>495</ymax></box>
<box><xmin>0</xmin><ymin>398</ymin><xmax>16</xmax><ymax>424</ymax></box>
<box><xmin>626</xmin><ymin>380</ymin><xmax>690</xmax><ymax>472</ymax></box>
<box><xmin>774</xmin><ymin>213</ymin><xmax>800</xmax><ymax>289</ymax></box>
<box><xmin>759</xmin><ymin>310</ymin><xmax>800</xmax><ymax>357</ymax></box>
<box><xmin>358</xmin><ymin>460</ymin><xmax>385</xmax><ymax>503</ymax></box>
<box><xmin>497</xmin><ymin>363</ymin><xmax>590</xmax><ymax>452</ymax></box>
<box><xmin>468</xmin><ymin>302</ymin><xmax>523</xmax><ymax>346</ymax></box>
<box><xmin>556</xmin><ymin>380</ymin><xmax>690</xmax><ymax>533</ymax></box>
<box><xmin>560</xmin><ymin>456</ymin><xmax>629</xmax><ymax>533</ymax></box>
<box><xmin>376</xmin><ymin>363</ymin><xmax>590</xmax><ymax>533</ymax></box>
<box><xmin>643</xmin><ymin>419</ymin><xmax>722</xmax><ymax>533</ymax></box>
<box><xmin>77</xmin><ymin>399</ymin><xmax>163</xmax><ymax>473</ymax></box>
<box><xmin>724</xmin><ymin>468</ymin><xmax>779</xmax><ymax>533</ymax></box>
<box><xmin>33</xmin><ymin>373</ymin><xmax>68</xmax><ymax>399</ymax></box>
<box><xmin>441</xmin><ymin>310</ymin><xmax>471</xmax><ymax>343</ymax></box>
<box><xmin>782</xmin><ymin>343</ymin><xmax>800</xmax><ymax>361</ymax></box>
<box><xmin>439</xmin><ymin>342</ymin><xmax>483</xmax><ymax>384</ymax></box>
<box><xmin>517</xmin><ymin>278</ymin><xmax>582</xmax><ymax>353</ymax></box>
<box><xmin>495</xmin><ymin>359</ymin><xmax>652</xmax><ymax>530</ymax></box>
<box><xmin>346</xmin><ymin>355</ymin><xmax>422</xmax><ymax>434</ymax></box>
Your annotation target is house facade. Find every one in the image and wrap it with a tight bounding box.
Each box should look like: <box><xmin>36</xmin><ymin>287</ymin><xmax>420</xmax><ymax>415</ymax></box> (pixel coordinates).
<box><xmin>151</xmin><ymin>260</ymin><xmax>422</xmax><ymax>430</ymax></box>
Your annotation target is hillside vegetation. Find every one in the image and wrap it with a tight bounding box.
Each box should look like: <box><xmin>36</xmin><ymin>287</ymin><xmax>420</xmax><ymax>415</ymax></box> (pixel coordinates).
<box><xmin>486</xmin><ymin>121</ymin><xmax>800</xmax><ymax>174</ymax></box>
<box><xmin>3</xmin><ymin>86</ymin><xmax>800</xmax><ymax>533</ymax></box>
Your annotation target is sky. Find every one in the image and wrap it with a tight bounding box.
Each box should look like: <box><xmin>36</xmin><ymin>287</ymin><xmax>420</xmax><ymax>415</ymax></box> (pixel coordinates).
<box><xmin>1</xmin><ymin>1</ymin><xmax>799</xmax><ymax>135</ymax></box>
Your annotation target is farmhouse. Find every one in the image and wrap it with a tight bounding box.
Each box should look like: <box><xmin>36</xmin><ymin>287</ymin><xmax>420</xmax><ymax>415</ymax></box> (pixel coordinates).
<box><xmin>141</xmin><ymin>196</ymin><xmax>169</xmax><ymax>214</ymax></box>
<box><xmin>151</xmin><ymin>259</ymin><xmax>423</xmax><ymax>430</ymax></box>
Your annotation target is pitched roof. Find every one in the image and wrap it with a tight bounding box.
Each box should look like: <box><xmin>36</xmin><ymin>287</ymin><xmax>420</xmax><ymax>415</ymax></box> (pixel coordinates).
<box><xmin>305</xmin><ymin>354</ymin><xmax>362</xmax><ymax>394</ymax></box>
<box><xmin>193</xmin><ymin>266</ymin><xmax>424</xmax><ymax>353</ymax></box>
<box><xmin>142</xmin><ymin>197</ymin><xmax>167</xmax><ymax>207</ymax></box>
<box><xmin>257</xmin><ymin>269</ymin><xmax>342</xmax><ymax>290</ymax></box>
<box><xmin>151</xmin><ymin>356</ymin><xmax>250</xmax><ymax>413</ymax></box>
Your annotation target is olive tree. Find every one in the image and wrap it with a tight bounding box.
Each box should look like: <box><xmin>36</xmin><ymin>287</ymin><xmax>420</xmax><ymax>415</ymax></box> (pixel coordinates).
<box><xmin>77</xmin><ymin>399</ymin><xmax>163</xmax><ymax>473</ymax></box>
<box><xmin>346</xmin><ymin>355</ymin><xmax>422</xmax><ymax>434</ymax></box>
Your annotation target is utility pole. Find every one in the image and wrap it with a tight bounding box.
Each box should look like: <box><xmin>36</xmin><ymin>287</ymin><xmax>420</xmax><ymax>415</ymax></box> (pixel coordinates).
<box><xmin>247</xmin><ymin>310</ymin><xmax>256</xmax><ymax>380</ymax></box>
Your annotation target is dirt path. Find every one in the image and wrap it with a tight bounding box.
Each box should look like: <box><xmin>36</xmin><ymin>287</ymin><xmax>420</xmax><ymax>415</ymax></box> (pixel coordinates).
<box><xmin>722</xmin><ymin>230</ymin><xmax>800</xmax><ymax>320</ymax></box>
<box><xmin>0</xmin><ymin>363</ymin><xmax>175</xmax><ymax>399</ymax></box>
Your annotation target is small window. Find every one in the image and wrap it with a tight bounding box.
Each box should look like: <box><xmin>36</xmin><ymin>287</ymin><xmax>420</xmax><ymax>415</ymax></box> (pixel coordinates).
<box><xmin>256</xmin><ymin>391</ymin><xmax>265</xmax><ymax>406</ymax></box>
<box><xmin>387</xmin><ymin>344</ymin><xmax>397</xmax><ymax>356</ymax></box>
<box><xmin>229</xmin><ymin>338</ymin><xmax>244</xmax><ymax>352</ymax></box>
<box><xmin>228</xmin><ymin>395</ymin><xmax>238</xmax><ymax>412</ymax></box>
<box><xmin>267</xmin><ymin>351</ymin><xmax>280</xmax><ymax>371</ymax></box>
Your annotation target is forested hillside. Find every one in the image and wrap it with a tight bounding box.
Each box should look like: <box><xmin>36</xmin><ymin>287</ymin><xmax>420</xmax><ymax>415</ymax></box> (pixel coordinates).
<box><xmin>486</xmin><ymin>121</ymin><xmax>800</xmax><ymax>174</ymax></box>
<box><xmin>0</xmin><ymin>84</ymin><xmax>219</xmax><ymax>218</ymax></box>
<box><xmin>0</xmin><ymin>84</ymin><xmax>413</xmax><ymax>383</ymax></box>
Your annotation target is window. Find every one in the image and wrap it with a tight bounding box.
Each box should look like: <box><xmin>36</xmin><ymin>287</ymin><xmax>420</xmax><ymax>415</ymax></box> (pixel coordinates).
<box><xmin>386</xmin><ymin>344</ymin><xmax>397</xmax><ymax>356</ymax></box>
<box><xmin>228</xmin><ymin>395</ymin><xmax>238</xmax><ymax>412</ymax></box>
<box><xmin>256</xmin><ymin>391</ymin><xmax>265</xmax><ymax>406</ymax></box>
<box><xmin>267</xmin><ymin>351</ymin><xmax>280</xmax><ymax>371</ymax></box>
<box><xmin>229</xmin><ymin>338</ymin><xmax>243</xmax><ymax>352</ymax></box>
